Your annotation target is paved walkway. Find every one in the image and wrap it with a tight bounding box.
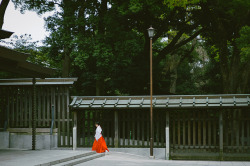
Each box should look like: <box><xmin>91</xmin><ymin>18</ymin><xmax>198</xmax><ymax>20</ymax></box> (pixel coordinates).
<box><xmin>0</xmin><ymin>149</ymin><xmax>89</xmax><ymax>166</ymax></box>
<box><xmin>78</xmin><ymin>152</ymin><xmax>250</xmax><ymax>166</ymax></box>
<box><xmin>0</xmin><ymin>149</ymin><xmax>249</xmax><ymax>166</ymax></box>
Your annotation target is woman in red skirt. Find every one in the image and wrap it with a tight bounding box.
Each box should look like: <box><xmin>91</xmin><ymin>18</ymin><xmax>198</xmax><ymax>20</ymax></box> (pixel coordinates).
<box><xmin>92</xmin><ymin>122</ymin><xmax>109</xmax><ymax>153</ymax></box>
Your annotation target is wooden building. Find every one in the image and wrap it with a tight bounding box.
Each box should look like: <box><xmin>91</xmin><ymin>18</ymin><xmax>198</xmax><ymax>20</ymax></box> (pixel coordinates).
<box><xmin>0</xmin><ymin>78</ymin><xmax>77</xmax><ymax>149</ymax></box>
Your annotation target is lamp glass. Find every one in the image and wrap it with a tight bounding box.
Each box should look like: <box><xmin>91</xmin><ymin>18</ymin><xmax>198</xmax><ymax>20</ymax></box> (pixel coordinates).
<box><xmin>148</xmin><ymin>27</ymin><xmax>155</xmax><ymax>38</ymax></box>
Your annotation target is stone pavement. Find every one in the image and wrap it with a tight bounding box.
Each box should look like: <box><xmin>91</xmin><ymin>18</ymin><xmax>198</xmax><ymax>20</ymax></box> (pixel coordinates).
<box><xmin>0</xmin><ymin>149</ymin><xmax>249</xmax><ymax>166</ymax></box>
<box><xmin>77</xmin><ymin>152</ymin><xmax>250</xmax><ymax>166</ymax></box>
<box><xmin>0</xmin><ymin>149</ymin><xmax>91</xmax><ymax>166</ymax></box>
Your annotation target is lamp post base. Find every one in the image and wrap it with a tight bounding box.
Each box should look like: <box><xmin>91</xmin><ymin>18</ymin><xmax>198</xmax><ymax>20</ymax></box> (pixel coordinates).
<box><xmin>149</xmin><ymin>156</ymin><xmax>155</xmax><ymax>159</ymax></box>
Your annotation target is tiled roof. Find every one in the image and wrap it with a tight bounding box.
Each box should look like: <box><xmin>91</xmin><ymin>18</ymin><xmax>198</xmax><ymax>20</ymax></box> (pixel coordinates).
<box><xmin>70</xmin><ymin>94</ymin><xmax>250</xmax><ymax>110</ymax></box>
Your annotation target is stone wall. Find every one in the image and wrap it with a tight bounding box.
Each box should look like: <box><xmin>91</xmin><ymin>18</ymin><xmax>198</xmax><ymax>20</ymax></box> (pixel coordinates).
<box><xmin>0</xmin><ymin>129</ymin><xmax>58</xmax><ymax>150</ymax></box>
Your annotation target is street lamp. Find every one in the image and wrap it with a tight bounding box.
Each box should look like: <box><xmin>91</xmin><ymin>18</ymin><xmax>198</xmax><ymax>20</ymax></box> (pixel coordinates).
<box><xmin>148</xmin><ymin>26</ymin><xmax>154</xmax><ymax>158</ymax></box>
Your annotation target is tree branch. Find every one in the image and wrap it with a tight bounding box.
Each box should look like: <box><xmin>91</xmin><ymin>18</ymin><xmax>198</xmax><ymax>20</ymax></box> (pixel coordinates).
<box><xmin>0</xmin><ymin>0</ymin><xmax>10</xmax><ymax>29</ymax></box>
<box><xmin>158</xmin><ymin>27</ymin><xmax>203</xmax><ymax>58</ymax></box>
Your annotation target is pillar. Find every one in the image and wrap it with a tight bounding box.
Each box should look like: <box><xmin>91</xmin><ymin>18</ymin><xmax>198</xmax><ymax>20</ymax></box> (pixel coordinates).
<box><xmin>32</xmin><ymin>78</ymin><xmax>36</xmax><ymax>150</ymax></box>
<box><xmin>219</xmin><ymin>110</ymin><xmax>223</xmax><ymax>160</ymax></box>
<box><xmin>166</xmin><ymin>111</ymin><xmax>170</xmax><ymax>160</ymax></box>
<box><xmin>73</xmin><ymin>111</ymin><xmax>77</xmax><ymax>150</ymax></box>
<box><xmin>114</xmin><ymin>110</ymin><xmax>119</xmax><ymax>148</ymax></box>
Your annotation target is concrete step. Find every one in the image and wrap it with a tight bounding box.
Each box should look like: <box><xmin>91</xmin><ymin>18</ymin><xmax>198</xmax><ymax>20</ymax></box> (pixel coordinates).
<box><xmin>36</xmin><ymin>151</ymin><xmax>97</xmax><ymax>166</ymax></box>
<box><xmin>53</xmin><ymin>153</ymin><xmax>105</xmax><ymax>166</ymax></box>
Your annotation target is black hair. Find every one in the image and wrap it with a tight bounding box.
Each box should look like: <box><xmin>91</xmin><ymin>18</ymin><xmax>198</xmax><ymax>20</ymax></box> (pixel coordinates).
<box><xmin>95</xmin><ymin>122</ymin><xmax>100</xmax><ymax>126</ymax></box>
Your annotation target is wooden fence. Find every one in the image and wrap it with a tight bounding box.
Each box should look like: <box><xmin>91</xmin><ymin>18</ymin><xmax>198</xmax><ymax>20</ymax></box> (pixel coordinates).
<box><xmin>171</xmin><ymin>109</ymin><xmax>249</xmax><ymax>153</ymax></box>
<box><xmin>75</xmin><ymin>109</ymin><xmax>250</xmax><ymax>157</ymax></box>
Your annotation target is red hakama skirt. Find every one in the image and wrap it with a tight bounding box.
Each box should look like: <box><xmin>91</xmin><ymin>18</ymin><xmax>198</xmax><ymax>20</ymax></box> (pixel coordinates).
<box><xmin>92</xmin><ymin>136</ymin><xmax>109</xmax><ymax>153</ymax></box>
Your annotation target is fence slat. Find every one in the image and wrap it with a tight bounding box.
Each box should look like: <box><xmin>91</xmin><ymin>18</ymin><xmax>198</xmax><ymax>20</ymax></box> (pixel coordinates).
<box><xmin>20</xmin><ymin>87</ymin><xmax>24</xmax><ymax>127</ymax></box>
<box><xmin>127</xmin><ymin>111</ymin><xmax>130</xmax><ymax>147</ymax></box>
<box><xmin>178</xmin><ymin>112</ymin><xmax>180</xmax><ymax>148</ymax></box>
<box><xmin>241</xmin><ymin>117</ymin><xmax>244</xmax><ymax>151</ymax></box>
<box><xmin>161</xmin><ymin>111</ymin><xmax>164</xmax><ymax>147</ymax></box>
<box><xmin>247</xmin><ymin>120</ymin><xmax>250</xmax><ymax>146</ymax></box>
<box><xmin>62</xmin><ymin>87</ymin><xmax>65</xmax><ymax>146</ymax></box>
<box><xmin>147</xmin><ymin>112</ymin><xmax>149</xmax><ymax>147</ymax></box>
<box><xmin>11</xmin><ymin>89</ymin><xmax>15</xmax><ymax>127</ymax></box>
<box><xmin>213</xmin><ymin>117</ymin><xmax>216</xmax><ymax>146</ymax></box>
<box><xmin>193</xmin><ymin>111</ymin><xmax>196</xmax><ymax>146</ymax></box>
<box><xmin>132</xmin><ymin>111</ymin><xmax>135</xmax><ymax>146</ymax></box>
<box><xmin>183</xmin><ymin>112</ymin><xmax>186</xmax><ymax>147</ymax></box>
<box><xmin>231</xmin><ymin>112</ymin><xmax>234</xmax><ymax>147</ymax></box>
<box><xmin>88</xmin><ymin>111</ymin><xmax>91</xmax><ymax>146</ymax></box>
<box><xmin>107</xmin><ymin>114</ymin><xmax>110</xmax><ymax>146</ymax></box>
<box><xmin>225</xmin><ymin>111</ymin><xmax>228</xmax><ymax>147</ymax></box>
<box><xmin>83</xmin><ymin>111</ymin><xmax>85</xmax><ymax>146</ymax></box>
<box><xmin>203</xmin><ymin>111</ymin><xmax>206</xmax><ymax>146</ymax></box>
<box><xmin>137</xmin><ymin>111</ymin><xmax>141</xmax><ymax>147</ymax></box>
<box><xmin>156</xmin><ymin>112</ymin><xmax>159</xmax><ymax>147</ymax></box>
<box><xmin>208</xmin><ymin>118</ymin><xmax>211</xmax><ymax>146</ymax></box>
<box><xmin>16</xmin><ymin>90</ymin><xmax>19</xmax><ymax>127</ymax></box>
<box><xmin>123</xmin><ymin>111</ymin><xmax>126</xmax><ymax>147</ymax></box>
<box><xmin>57</xmin><ymin>87</ymin><xmax>61</xmax><ymax>146</ymax></box>
<box><xmin>236</xmin><ymin>111</ymin><xmax>240</xmax><ymax>152</ymax></box>
<box><xmin>198</xmin><ymin>112</ymin><xmax>201</xmax><ymax>146</ymax></box>
<box><xmin>173</xmin><ymin>115</ymin><xmax>176</xmax><ymax>148</ymax></box>
<box><xmin>66</xmin><ymin>87</ymin><xmax>70</xmax><ymax>146</ymax></box>
<box><xmin>38</xmin><ymin>87</ymin><xmax>41</xmax><ymax>127</ymax></box>
<box><xmin>188</xmin><ymin>113</ymin><xmax>191</xmax><ymax>146</ymax></box>
<box><xmin>47</xmin><ymin>88</ymin><xmax>50</xmax><ymax>127</ymax></box>
<box><xmin>29</xmin><ymin>88</ymin><xmax>32</xmax><ymax>128</ymax></box>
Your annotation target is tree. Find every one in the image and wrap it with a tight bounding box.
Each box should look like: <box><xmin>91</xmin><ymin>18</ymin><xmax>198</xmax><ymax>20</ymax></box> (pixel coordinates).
<box><xmin>9</xmin><ymin>0</ymin><xmax>205</xmax><ymax>95</ymax></box>
<box><xmin>10</xmin><ymin>0</ymin><xmax>250</xmax><ymax>96</ymax></box>
<box><xmin>199</xmin><ymin>0</ymin><xmax>250</xmax><ymax>93</ymax></box>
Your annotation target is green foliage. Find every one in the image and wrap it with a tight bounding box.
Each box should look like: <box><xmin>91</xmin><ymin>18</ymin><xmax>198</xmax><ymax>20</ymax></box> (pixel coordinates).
<box><xmin>0</xmin><ymin>34</ymin><xmax>58</xmax><ymax>69</ymax></box>
<box><xmin>236</xmin><ymin>26</ymin><xmax>250</xmax><ymax>62</ymax></box>
<box><xmin>164</xmin><ymin>0</ymin><xmax>203</xmax><ymax>9</ymax></box>
<box><xmin>6</xmin><ymin>0</ymin><xmax>250</xmax><ymax>95</ymax></box>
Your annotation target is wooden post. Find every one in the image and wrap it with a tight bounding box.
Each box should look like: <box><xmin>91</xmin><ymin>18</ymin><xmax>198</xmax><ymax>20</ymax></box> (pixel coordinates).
<box><xmin>165</xmin><ymin>111</ymin><xmax>170</xmax><ymax>160</ymax></box>
<box><xmin>219</xmin><ymin>110</ymin><xmax>223</xmax><ymax>160</ymax></box>
<box><xmin>73</xmin><ymin>111</ymin><xmax>77</xmax><ymax>150</ymax></box>
<box><xmin>5</xmin><ymin>90</ymin><xmax>10</xmax><ymax>130</ymax></box>
<box><xmin>32</xmin><ymin>78</ymin><xmax>36</xmax><ymax>150</ymax></box>
<box><xmin>114</xmin><ymin>110</ymin><xmax>119</xmax><ymax>148</ymax></box>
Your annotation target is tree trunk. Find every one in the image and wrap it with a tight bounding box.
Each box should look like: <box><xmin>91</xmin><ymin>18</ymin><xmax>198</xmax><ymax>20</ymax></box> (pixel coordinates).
<box><xmin>218</xmin><ymin>40</ymin><xmax>230</xmax><ymax>93</ymax></box>
<box><xmin>61</xmin><ymin>0</ymin><xmax>74</xmax><ymax>77</ymax></box>
<box><xmin>0</xmin><ymin>0</ymin><xmax>10</xmax><ymax>29</ymax></box>
<box><xmin>62</xmin><ymin>48</ymin><xmax>70</xmax><ymax>77</ymax></box>
<box><xmin>96</xmin><ymin>79</ymin><xmax>104</xmax><ymax>96</ymax></box>
<box><xmin>169</xmin><ymin>67</ymin><xmax>177</xmax><ymax>94</ymax></box>
<box><xmin>163</xmin><ymin>54</ymin><xmax>181</xmax><ymax>94</ymax></box>
<box><xmin>95</xmin><ymin>0</ymin><xmax>107</xmax><ymax>96</ymax></box>
<box><xmin>218</xmin><ymin>40</ymin><xmax>248</xmax><ymax>94</ymax></box>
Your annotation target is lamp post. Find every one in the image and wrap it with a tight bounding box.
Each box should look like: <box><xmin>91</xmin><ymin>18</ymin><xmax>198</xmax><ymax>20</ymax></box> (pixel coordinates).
<box><xmin>148</xmin><ymin>26</ymin><xmax>154</xmax><ymax>157</ymax></box>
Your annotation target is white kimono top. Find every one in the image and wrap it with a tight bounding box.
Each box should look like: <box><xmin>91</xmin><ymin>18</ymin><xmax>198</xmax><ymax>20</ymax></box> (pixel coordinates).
<box><xmin>95</xmin><ymin>126</ymin><xmax>102</xmax><ymax>141</ymax></box>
